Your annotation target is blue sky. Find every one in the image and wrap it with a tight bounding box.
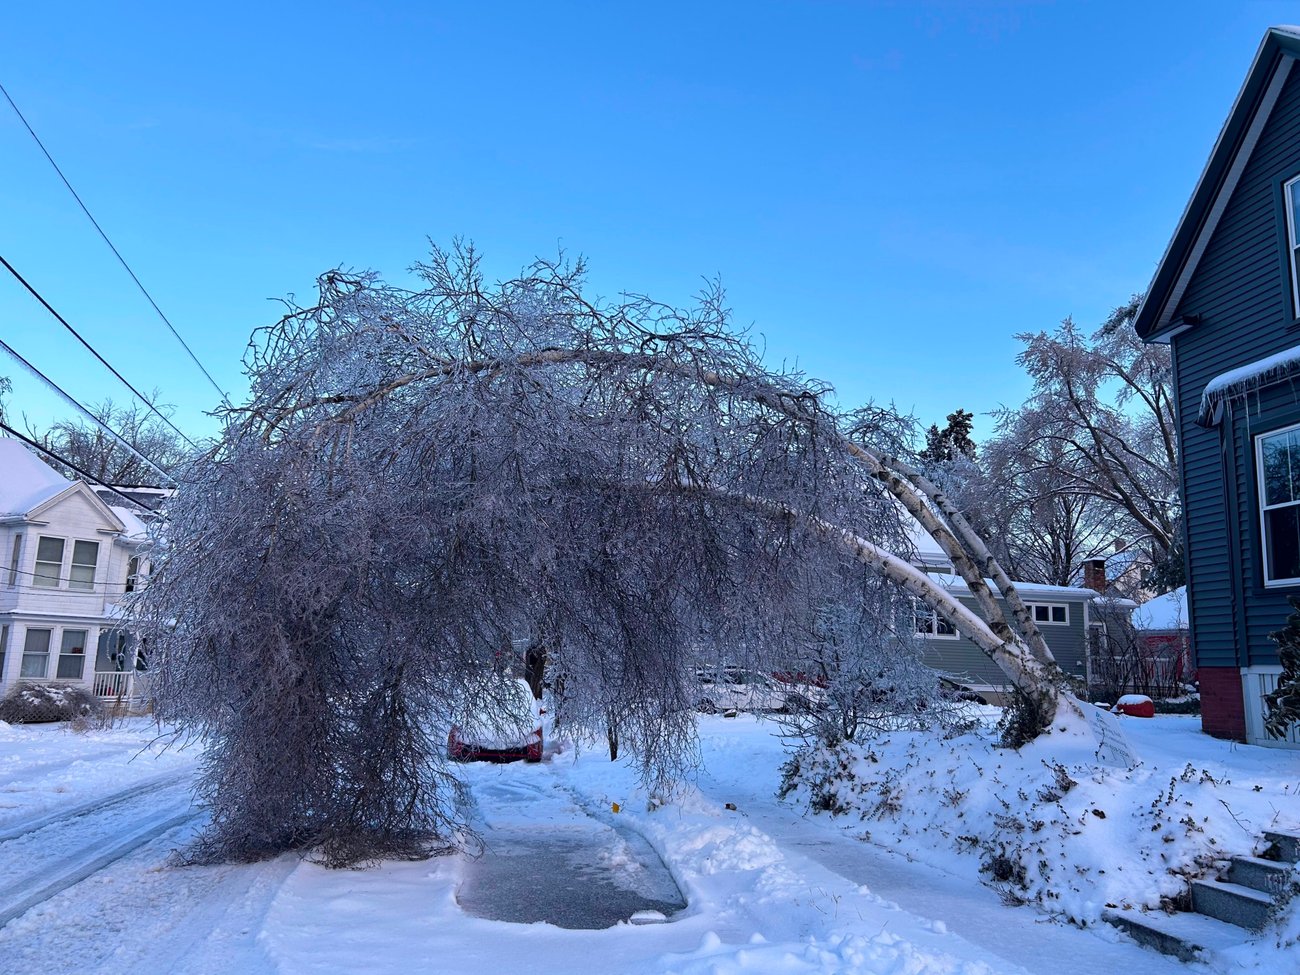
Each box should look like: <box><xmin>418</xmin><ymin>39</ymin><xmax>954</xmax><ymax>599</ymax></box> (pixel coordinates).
<box><xmin>2</xmin><ymin>1</ymin><xmax>1296</xmax><ymax>455</ymax></box>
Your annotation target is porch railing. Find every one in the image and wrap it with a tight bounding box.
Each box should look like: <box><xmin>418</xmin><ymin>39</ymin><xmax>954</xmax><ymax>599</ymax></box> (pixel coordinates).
<box><xmin>92</xmin><ymin>671</ymin><xmax>132</xmax><ymax>699</ymax></box>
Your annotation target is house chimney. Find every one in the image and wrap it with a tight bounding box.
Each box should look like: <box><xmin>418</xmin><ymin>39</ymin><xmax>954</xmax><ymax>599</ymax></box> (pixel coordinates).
<box><xmin>1084</xmin><ymin>558</ymin><xmax>1107</xmax><ymax>593</ymax></box>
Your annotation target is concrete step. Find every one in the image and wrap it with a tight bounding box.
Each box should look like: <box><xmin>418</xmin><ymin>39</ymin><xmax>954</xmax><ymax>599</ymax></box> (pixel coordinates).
<box><xmin>1263</xmin><ymin>829</ymin><xmax>1300</xmax><ymax>864</ymax></box>
<box><xmin>1190</xmin><ymin>877</ymin><xmax>1275</xmax><ymax>931</ymax></box>
<box><xmin>1104</xmin><ymin>908</ymin><xmax>1249</xmax><ymax>963</ymax></box>
<box><xmin>1224</xmin><ymin>854</ymin><xmax>1291</xmax><ymax>894</ymax></box>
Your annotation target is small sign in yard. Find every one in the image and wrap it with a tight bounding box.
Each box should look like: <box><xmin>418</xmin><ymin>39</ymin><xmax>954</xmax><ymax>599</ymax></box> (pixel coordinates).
<box><xmin>1084</xmin><ymin>704</ymin><xmax>1141</xmax><ymax>769</ymax></box>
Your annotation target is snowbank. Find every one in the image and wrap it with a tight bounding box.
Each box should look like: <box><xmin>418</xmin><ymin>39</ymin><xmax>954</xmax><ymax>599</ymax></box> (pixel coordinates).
<box><xmin>781</xmin><ymin>705</ymin><xmax>1300</xmax><ymax>944</ymax></box>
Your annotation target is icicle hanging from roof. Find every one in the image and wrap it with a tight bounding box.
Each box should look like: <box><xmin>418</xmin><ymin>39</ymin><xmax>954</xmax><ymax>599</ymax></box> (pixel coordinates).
<box><xmin>1198</xmin><ymin>343</ymin><xmax>1300</xmax><ymax>424</ymax></box>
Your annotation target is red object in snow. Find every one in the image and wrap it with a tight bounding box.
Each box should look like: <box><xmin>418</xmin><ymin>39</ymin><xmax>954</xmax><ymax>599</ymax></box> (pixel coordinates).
<box><xmin>1114</xmin><ymin>695</ymin><xmax>1155</xmax><ymax>718</ymax></box>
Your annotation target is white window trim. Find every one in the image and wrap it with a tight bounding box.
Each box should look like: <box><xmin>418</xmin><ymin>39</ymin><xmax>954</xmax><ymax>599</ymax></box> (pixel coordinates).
<box><xmin>1285</xmin><ymin>174</ymin><xmax>1300</xmax><ymax>319</ymax></box>
<box><xmin>1026</xmin><ymin>601</ymin><xmax>1070</xmax><ymax>625</ymax></box>
<box><xmin>913</xmin><ymin>599</ymin><xmax>959</xmax><ymax>640</ymax></box>
<box><xmin>1257</xmin><ymin>420</ymin><xmax>1300</xmax><ymax>586</ymax></box>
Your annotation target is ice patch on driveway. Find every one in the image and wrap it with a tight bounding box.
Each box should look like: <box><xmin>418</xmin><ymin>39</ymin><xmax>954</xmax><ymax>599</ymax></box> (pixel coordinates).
<box><xmin>456</xmin><ymin>825</ymin><xmax>685</xmax><ymax>928</ymax></box>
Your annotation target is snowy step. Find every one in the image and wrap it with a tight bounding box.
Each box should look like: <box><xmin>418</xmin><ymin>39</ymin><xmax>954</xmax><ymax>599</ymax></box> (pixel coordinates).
<box><xmin>1190</xmin><ymin>877</ymin><xmax>1275</xmax><ymax>931</ymax></box>
<box><xmin>1263</xmin><ymin>829</ymin><xmax>1300</xmax><ymax>864</ymax></box>
<box><xmin>1224</xmin><ymin>854</ymin><xmax>1291</xmax><ymax>894</ymax></box>
<box><xmin>1104</xmin><ymin>908</ymin><xmax>1250</xmax><ymax>963</ymax></box>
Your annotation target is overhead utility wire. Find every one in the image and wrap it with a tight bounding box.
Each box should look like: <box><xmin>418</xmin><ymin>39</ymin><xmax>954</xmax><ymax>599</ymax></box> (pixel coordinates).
<box><xmin>0</xmin><ymin>254</ymin><xmax>196</xmax><ymax>448</ymax></box>
<box><xmin>0</xmin><ymin>420</ymin><xmax>151</xmax><ymax>509</ymax></box>
<box><xmin>0</xmin><ymin>80</ymin><xmax>231</xmax><ymax>406</ymax></box>
<box><xmin>0</xmin><ymin>338</ymin><xmax>176</xmax><ymax>486</ymax></box>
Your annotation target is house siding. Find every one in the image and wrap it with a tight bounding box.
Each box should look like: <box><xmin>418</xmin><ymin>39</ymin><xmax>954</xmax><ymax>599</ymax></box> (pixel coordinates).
<box><xmin>919</xmin><ymin>593</ymin><xmax>1091</xmax><ymax>690</ymax></box>
<box><xmin>1170</xmin><ymin>59</ymin><xmax>1300</xmax><ymax>674</ymax></box>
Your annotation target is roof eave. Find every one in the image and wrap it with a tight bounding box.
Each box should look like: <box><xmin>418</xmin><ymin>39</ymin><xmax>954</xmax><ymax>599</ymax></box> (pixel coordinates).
<box><xmin>1135</xmin><ymin>27</ymin><xmax>1300</xmax><ymax>342</ymax></box>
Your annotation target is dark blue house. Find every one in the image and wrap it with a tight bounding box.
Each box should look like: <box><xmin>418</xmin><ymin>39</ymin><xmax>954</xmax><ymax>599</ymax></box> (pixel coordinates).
<box><xmin>1135</xmin><ymin>26</ymin><xmax>1300</xmax><ymax>748</ymax></box>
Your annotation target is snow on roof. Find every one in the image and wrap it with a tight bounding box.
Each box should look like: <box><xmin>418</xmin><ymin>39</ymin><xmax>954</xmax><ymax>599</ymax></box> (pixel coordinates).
<box><xmin>1199</xmin><ymin>344</ymin><xmax>1300</xmax><ymax>423</ymax></box>
<box><xmin>1131</xmin><ymin>586</ymin><xmax>1187</xmax><ymax>631</ymax></box>
<box><xmin>1104</xmin><ymin>546</ymin><xmax>1144</xmax><ymax>573</ymax></box>
<box><xmin>108</xmin><ymin>505</ymin><xmax>151</xmax><ymax>541</ymax></box>
<box><xmin>938</xmin><ymin>576</ymin><xmax>1098</xmax><ymax>601</ymax></box>
<box><xmin>0</xmin><ymin>437</ymin><xmax>72</xmax><ymax>516</ymax></box>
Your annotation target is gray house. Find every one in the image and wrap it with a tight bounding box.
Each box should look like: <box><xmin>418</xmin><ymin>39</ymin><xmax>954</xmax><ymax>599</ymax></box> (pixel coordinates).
<box><xmin>909</xmin><ymin>529</ymin><xmax>1101</xmax><ymax>697</ymax></box>
<box><xmin>1133</xmin><ymin>26</ymin><xmax>1300</xmax><ymax>748</ymax></box>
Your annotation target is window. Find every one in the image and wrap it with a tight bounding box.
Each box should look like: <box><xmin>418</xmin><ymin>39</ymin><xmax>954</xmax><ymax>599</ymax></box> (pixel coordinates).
<box><xmin>125</xmin><ymin>556</ymin><xmax>143</xmax><ymax>593</ymax></box>
<box><xmin>21</xmin><ymin>628</ymin><xmax>51</xmax><ymax>678</ymax></box>
<box><xmin>7</xmin><ymin>533</ymin><xmax>20</xmax><ymax>587</ymax></box>
<box><xmin>33</xmin><ymin>536</ymin><xmax>64</xmax><ymax>588</ymax></box>
<box><xmin>56</xmin><ymin>629</ymin><xmax>87</xmax><ymax>679</ymax></box>
<box><xmin>1028</xmin><ymin>602</ymin><xmax>1069</xmax><ymax>625</ymax></box>
<box><xmin>1286</xmin><ymin>175</ymin><xmax>1300</xmax><ymax>317</ymax></box>
<box><xmin>914</xmin><ymin>600</ymin><xmax>958</xmax><ymax>639</ymax></box>
<box><xmin>0</xmin><ymin>624</ymin><xmax>8</xmax><ymax>680</ymax></box>
<box><xmin>69</xmin><ymin>541</ymin><xmax>99</xmax><ymax>591</ymax></box>
<box><xmin>1258</xmin><ymin>423</ymin><xmax>1300</xmax><ymax>584</ymax></box>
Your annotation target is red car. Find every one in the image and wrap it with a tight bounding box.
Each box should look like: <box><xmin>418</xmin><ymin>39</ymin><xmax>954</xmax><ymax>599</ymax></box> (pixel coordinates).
<box><xmin>448</xmin><ymin>678</ymin><xmax>544</xmax><ymax>763</ymax></box>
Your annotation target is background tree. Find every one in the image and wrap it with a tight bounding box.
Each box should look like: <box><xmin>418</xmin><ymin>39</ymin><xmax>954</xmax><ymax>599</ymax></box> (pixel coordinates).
<box><xmin>919</xmin><ymin>409</ymin><xmax>977</xmax><ymax>464</ymax></box>
<box><xmin>26</xmin><ymin>396</ymin><xmax>191</xmax><ymax>485</ymax></box>
<box><xmin>973</xmin><ymin>416</ymin><xmax>1127</xmax><ymax>587</ymax></box>
<box><xmin>986</xmin><ymin>295</ymin><xmax>1180</xmax><ymax>590</ymax></box>
<box><xmin>137</xmin><ymin>246</ymin><xmax>1071</xmax><ymax>867</ymax></box>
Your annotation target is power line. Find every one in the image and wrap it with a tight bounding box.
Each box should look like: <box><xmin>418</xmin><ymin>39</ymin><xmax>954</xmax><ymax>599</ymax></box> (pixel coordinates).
<box><xmin>0</xmin><ymin>345</ymin><xmax>175</xmax><ymax>486</ymax></box>
<box><xmin>0</xmin><ymin>79</ymin><xmax>231</xmax><ymax>406</ymax></box>
<box><xmin>0</xmin><ymin>420</ymin><xmax>152</xmax><ymax>510</ymax></box>
<box><xmin>0</xmin><ymin>254</ymin><xmax>196</xmax><ymax>449</ymax></box>
<box><xmin>3</xmin><ymin>563</ymin><xmax>145</xmax><ymax>598</ymax></box>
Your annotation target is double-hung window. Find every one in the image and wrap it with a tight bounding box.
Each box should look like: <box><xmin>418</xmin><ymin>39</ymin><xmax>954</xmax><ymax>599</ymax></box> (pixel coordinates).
<box><xmin>69</xmin><ymin>541</ymin><xmax>99</xmax><ymax>591</ymax></box>
<box><xmin>33</xmin><ymin>537</ymin><xmax>64</xmax><ymax>588</ymax></box>
<box><xmin>7</xmin><ymin>534</ymin><xmax>20</xmax><ymax>587</ymax></box>
<box><xmin>21</xmin><ymin>628</ymin><xmax>51</xmax><ymax>678</ymax></box>
<box><xmin>1258</xmin><ymin>423</ymin><xmax>1300</xmax><ymax>584</ymax></box>
<box><xmin>1286</xmin><ymin>175</ymin><xmax>1300</xmax><ymax>318</ymax></box>
<box><xmin>56</xmin><ymin>629</ymin><xmax>87</xmax><ymax>679</ymax></box>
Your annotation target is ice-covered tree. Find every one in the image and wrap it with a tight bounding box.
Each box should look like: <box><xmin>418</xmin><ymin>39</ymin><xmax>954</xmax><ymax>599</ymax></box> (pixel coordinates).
<box><xmin>975</xmin><ymin>416</ymin><xmax>1127</xmax><ymax>587</ymax></box>
<box><xmin>26</xmin><ymin>396</ymin><xmax>191</xmax><ymax>485</ymax></box>
<box><xmin>137</xmin><ymin>245</ymin><xmax>1069</xmax><ymax>866</ymax></box>
<box><xmin>1002</xmin><ymin>298</ymin><xmax>1179</xmax><ymax>565</ymax></box>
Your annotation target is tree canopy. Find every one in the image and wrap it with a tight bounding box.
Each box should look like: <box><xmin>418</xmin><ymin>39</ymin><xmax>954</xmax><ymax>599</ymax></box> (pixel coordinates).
<box><xmin>136</xmin><ymin>246</ymin><xmax>1068</xmax><ymax>866</ymax></box>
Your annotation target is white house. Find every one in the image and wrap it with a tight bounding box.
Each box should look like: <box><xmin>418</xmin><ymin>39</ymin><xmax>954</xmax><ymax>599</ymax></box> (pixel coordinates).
<box><xmin>0</xmin><ymin>438</ymin><xmax>151</xmax><ymax>705</ymax></box>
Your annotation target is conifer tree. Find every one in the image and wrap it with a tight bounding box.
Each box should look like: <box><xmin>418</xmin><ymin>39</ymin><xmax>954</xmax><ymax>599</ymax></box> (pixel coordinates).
<box><xmin>1265</xmin><ymin>596</ymin><xmax>1300</xmax><ymax>739</ymax></box>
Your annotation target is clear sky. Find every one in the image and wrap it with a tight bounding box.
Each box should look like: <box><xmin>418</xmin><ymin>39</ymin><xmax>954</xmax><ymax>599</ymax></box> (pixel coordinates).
<box><xmin>2</xmin><ymin>1</ymin><xmax>1297</xmax><ymax>455</ymax></box>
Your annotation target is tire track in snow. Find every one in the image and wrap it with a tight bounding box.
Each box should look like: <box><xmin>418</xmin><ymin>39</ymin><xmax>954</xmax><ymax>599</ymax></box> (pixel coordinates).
<box><xmin>0</xmin><ymin>767</ymin><xmax>194</xmax><ymax>843</ymax></box>
<box><xmin>0</xmin><ymin>745</ymin><xmax>138</xmax><ymax>788</ymax></box>
<box><xmin>0</xmin><ymin>804</ymin><xmax>200</xmax><ymax>930</ymax></box>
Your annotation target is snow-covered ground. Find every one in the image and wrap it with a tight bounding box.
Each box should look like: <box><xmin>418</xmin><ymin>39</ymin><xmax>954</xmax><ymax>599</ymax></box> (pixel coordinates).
<box><xmin>0</xmin><ymin>711</ymin><xmax>1295</xmax><ymax>973</ymax></box>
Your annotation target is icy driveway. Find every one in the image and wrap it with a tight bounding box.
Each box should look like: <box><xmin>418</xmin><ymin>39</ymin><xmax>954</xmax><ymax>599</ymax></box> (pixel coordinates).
<box><xmin>457</xmin><ymin>772</ymin><xmax>685</xmax><ymax>928</ymax></box>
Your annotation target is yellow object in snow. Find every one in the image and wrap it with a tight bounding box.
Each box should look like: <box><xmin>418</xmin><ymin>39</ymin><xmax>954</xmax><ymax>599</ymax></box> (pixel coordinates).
<box><xmin>611</xmin><ymin>802</ymin><xmax>621</xmax><ymax>813</ymax></box>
